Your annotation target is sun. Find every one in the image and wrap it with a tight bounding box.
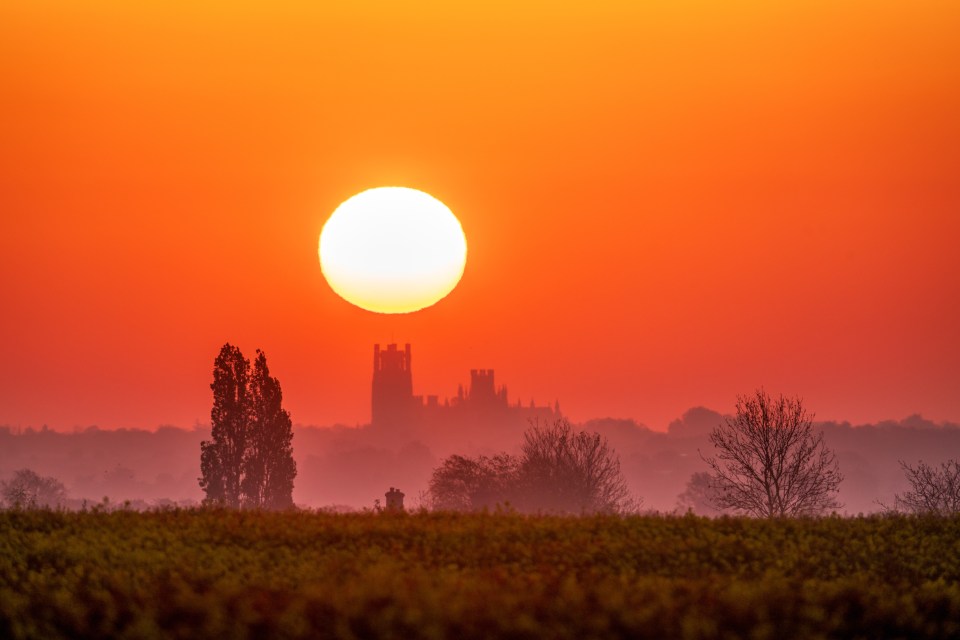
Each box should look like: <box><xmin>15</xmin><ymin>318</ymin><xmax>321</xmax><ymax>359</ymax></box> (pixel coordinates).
<box><xmin>319</xmin><ymin>187</ymin><xmax>467</xmax><ymax>314</ymax></box>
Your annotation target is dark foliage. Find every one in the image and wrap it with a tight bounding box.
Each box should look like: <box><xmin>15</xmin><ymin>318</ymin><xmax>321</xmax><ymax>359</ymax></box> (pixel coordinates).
<box><xmin>243</xmin><ymin>351</ymin><xmax>297</xmax><ymax>509</ymax></box>
<box><xmin>200</xmin><ymin>343</ymin><xmax>250</xmax><ymax>506</ymax></box>
<box><xmin>428</xmin><ymin>453</ymin><xmax>519</xmax><ymax>511</ymax></box>
<box><xmin>429</xmin><ymin>418</ymin><xmax>635</xmax><ymax>513</ymax></box>
<box><xmin>199</xmin><ymin>344</ymin><xmax>296</xmax><ymax>509</ymax></box>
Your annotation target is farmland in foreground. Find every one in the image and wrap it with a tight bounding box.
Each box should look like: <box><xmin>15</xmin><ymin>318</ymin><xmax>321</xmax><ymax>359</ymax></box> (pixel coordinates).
<box><xmin>2</xmin><ymin>510</ymin><xmax>959</xmax><ymax>639</ymax></box>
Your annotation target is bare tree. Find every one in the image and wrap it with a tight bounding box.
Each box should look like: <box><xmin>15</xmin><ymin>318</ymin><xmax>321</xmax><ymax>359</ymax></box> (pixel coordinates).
<box><xmin>701</xmin><ymin>389</ymin><xmax>842</xmax><ymax>517</ymax></box>
<box><xmin>518</xmin><ymin>418</ymin><xmax>636</xmax><ymax>514</ymax></box>
<box><xmin>891</xmin><ymin>459</ymin><xmax>960</xmax><ymax>515</ymax></box>
<box><xmin>1</xmin><ymin>469</ymin><xmax>67</xmax><ymax>509</ymax></box>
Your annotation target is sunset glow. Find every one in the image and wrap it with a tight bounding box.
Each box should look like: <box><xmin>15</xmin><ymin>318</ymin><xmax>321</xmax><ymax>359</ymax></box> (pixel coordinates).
<box><xmin>0</xmin><ymin>1</ymin><xmax>957</xmax><ymax>430</ymax></box>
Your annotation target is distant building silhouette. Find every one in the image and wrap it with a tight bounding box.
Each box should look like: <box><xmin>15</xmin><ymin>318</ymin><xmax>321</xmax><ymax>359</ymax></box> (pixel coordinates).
<box><xmin>385</xmin><ymin>486</ymin><xmax>405</xmax><ymax>511</ymax></box>
<box><xmin>370</xmin><ymin>343</ymin><xmax>559</xmax><ymax>435</ymax></box>
<box><xmin>372</xmin><ymin>344</ymin><xmax>415</xmax><ymax>426</ymax></box>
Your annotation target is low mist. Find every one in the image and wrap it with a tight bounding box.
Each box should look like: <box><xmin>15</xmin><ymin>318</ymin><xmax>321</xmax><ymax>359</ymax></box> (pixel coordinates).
<box><xmin>2</xmin><ymin>411</ymin><xmax>958</xmax><ymax>514</ymax></box>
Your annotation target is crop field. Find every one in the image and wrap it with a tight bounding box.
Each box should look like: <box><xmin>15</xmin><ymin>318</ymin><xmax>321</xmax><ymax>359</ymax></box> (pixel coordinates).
<box><xmin>2</xmin><ymin>510</ymin><xmax>959</xmax><ymax>639</ymax></box>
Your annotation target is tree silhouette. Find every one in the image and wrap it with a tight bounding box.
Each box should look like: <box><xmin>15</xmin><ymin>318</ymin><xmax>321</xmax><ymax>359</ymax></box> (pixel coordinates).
<box><xmin>428</xmin><ymin>418</ymin><xmax>636</xmax><ymax>514</ymax></box>
<box><xmin>891</xmin><ymin>459</ymin><xmax>960</xmax><ymax>515</ymax></box>
<box><xmin>200</xmin><ymin>343</ymin><xmax>251</xmax><ymax>507</ymax></box>
<box><xmin>701</xmin><ymin>389</ymin><xmax>842</xmax><ymax>517</ymax></box>
<box><xmin>1</xmin><ymin>469</ymin><xmax>67</xmax><ymax>508</ymax></box>
<box><xmin>242</xmin><ymin>350</ymin><xmax>296</xmax><ymax>509</ymax></box>
<box><xmin>428</xmin><ymin>453</ymin><xmax>519</xmax><ymax>511</ymax></box>
<box><xmin>675</xmin><ymin>471</ymin><xmax>725</xmax><ymax>516</ymax></box>
<box><xmin>199</xmin><ymin>344</ymin><xmax>296</xmax><ymax>509</ymax></box>
<box><xmin>518</xmin><ymin>418</ymin><xmax>635</xmax><ymax>514</ymax></box>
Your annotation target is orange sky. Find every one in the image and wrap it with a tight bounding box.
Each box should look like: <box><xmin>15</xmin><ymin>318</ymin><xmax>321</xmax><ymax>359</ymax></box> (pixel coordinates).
<box><xmin>2</xmin><ymin>1</ymin><xmax>958</xmax><ymax>431</ymax></box>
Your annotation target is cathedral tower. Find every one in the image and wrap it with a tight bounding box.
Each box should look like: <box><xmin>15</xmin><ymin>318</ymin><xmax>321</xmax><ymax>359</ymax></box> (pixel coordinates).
<box><xmin>371</xmin><ymin>343</ymin><xmax>414</xmax><ymax>426</ymax></box>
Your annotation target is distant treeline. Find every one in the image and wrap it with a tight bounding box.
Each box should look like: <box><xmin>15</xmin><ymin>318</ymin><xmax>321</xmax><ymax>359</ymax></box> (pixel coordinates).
<box><xmin>1</xmin><ymin>411</ymin><xmax>958</xmax><ymax>513</ymax></box>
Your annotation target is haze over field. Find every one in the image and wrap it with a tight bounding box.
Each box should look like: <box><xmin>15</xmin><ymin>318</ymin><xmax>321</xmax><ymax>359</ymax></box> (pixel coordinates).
<box><xmin>3</xmin><ymin>412</ymin><xmax>958</xmax><ymax>513</ymax></box>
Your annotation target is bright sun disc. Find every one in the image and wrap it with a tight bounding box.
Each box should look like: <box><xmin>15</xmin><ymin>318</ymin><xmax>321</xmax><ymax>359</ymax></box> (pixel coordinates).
<box><xmin>319</xmin><ymin>187</ymin><xmax>467</xmax><ymax>314</ymax></box>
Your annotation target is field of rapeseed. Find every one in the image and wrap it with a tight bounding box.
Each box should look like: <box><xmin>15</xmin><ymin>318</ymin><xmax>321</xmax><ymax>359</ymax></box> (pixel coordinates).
<box><xmin>2</xmin><ymin>509</ymin><xmax>959</xmax><ymax>639</ymax></box>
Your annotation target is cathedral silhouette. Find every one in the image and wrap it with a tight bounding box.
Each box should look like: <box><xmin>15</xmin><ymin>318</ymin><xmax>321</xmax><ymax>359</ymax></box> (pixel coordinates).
<box><xmin>371</xmin><ymin>343</ymin><xmax>559</xmax><ymax>434</ymax></box>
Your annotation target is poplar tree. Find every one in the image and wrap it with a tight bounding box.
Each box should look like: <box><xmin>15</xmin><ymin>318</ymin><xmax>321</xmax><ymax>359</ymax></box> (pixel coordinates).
<box><xmin>242</xmin><ymin>350</ymin><xmax>297</xmax><ymax>509</ymax></box>
<box><xmin>199</xmin><ymin>344</ymin><xmax>297</xmax><ymax>509</ymax></box>
<box><xmin>200</xmin><ymin>343</ymin><xmax>251</xmax><ymax>507</ymax></box>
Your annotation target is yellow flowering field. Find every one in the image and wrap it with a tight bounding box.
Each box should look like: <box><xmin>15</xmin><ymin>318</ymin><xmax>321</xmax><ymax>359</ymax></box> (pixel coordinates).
<box><xmin>2</xmin><ymin>510</ymin><xmax>959</xmax><ymax>638</ymax></box>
